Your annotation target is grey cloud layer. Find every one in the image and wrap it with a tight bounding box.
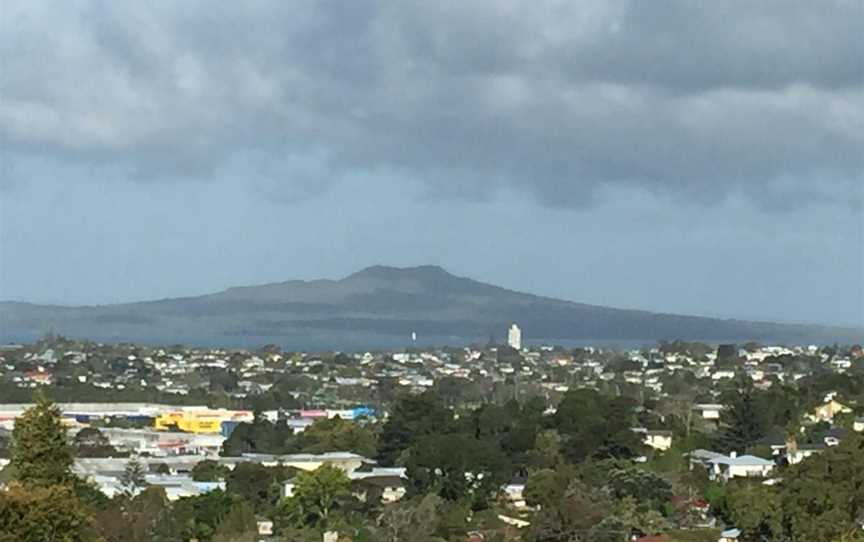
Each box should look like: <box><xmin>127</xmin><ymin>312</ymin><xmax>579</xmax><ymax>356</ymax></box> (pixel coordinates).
<box><xmin>1</xmin><ymin>0</ymin><xmax>862</xmax><ymax>204</ymax></box>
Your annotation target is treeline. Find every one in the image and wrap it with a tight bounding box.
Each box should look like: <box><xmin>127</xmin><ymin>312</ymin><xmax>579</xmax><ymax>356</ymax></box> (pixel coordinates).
<box><xmin>0</xmin><ymin>374</ymin><xmax>312</xmax><ymax>411</ymax></box>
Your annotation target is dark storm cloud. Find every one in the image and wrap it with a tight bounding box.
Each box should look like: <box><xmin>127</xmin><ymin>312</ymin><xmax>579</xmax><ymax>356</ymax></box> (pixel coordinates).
<box><xmin>1</xmin><ymin>0</ymin><xmax>862</xmax><ymax>205</ymax></box>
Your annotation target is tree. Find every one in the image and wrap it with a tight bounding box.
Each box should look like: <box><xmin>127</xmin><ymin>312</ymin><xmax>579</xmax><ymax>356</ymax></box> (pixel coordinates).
<box><xmin>606</xmin><ymin>467</ymin><xmax>673</xmax><ymax>512</ymax></box>
<box><xmin>74</xmin><ymin>427</ymin><xmax>120</xmax><ymax>458</ymax></box>
<box><xmin>612</xmin><ymin>496</ymin><xmax>669</xmax><ymax>537</ymax></box>
<box><xmin>221</xmin><ymin>417</ymin><xmax>296</xmax><ymax>456</ymax></box>
<box><xmin>378</xmin><ymin>391</ymin><xmax>452</xmax><ymax>466</ymax></box>
<box><xmin>208</xmin><ymin>370</ymin><xmax>239</xmax><ymax>393</ymax></box>
<box><xmin>212</xmin><ymin>500</ymin><xmax>257</xmax><ymax>542</ymax></box>
<box><xmin>725</xmin><ymin>481</ymin><xmax>780</xmax><ymax>542</ymax></box>
<box><xmin>832</xmin><ymin>531</ymin><xmax>864</xmax><ymax>542</ymax></box>
<box><xmin>226</xmin><ymin>462</ymin><xmax>284</xmax><ymax>511</ymax></box>
<box><xmin>406</xmin><ymin>433</ymin><xmax>510</xmax><ymax>508</ymax></box>
<box><xmin>657</xmin><ymin>392</ymin><xmax>698</xmax><ymax>438</ymax></box>
<box><xmin>0</xmin><ymin>483</ymin><xmax>96</xmax><ymax>542</ymax></box>
<box><xmin>2</xmin><ymin>395</ymin><xmax>97</xmax><ymax>542</ymax></box>
<box><xmin>664</xmin><ymin>530</ymin><xmax>722</xmax><ymax>542</ymax></box>
<box><xmin>526</xmin><ymin>480</ymin><xmax>615</xmax><ymax>542</ymax></box>
<box><xmin>528</xmin><ymin>429</ymin><xmax>565</xmax><ymax>469</ymax></box>
<box><xmin>276</xmin><ymin>464</ymin><xmax>351</xmax><ymax>529</ymax></box>
<box><xmin>120</xmin><ymin>456</ymin><xmax>147</xmax><ymax>496</ymax></box>
<box><xmin>95</xmin><ymin>487</ymin><xmax>177</xmax><ymax>542</ymax></box>
<box><xmin>779</xmin><ymin>433</ymin><xmax>864</xmax><ymax>541</ymax></box>
<box><xmin>170</xmin><ymin>489</ymin><xmax>236</xmax><ymax>542</ymax></box>
<box><xmin>11</xmin><ymin>393</ymin><xmax>73</xmax><ymax>487</ymax></box>
<box><xmin>717</xmin><ymin>379</ymin><xmax>771</xmax><ymax>453</ymax></box>
<box><xmin>192</xmin><ymin>459</ymin><xmax>230</xmax><ymax>482</ymax></box>
<box><xmin>377</xmin><ymin>494</ymin><xmax>443</xmax><ymax>542</ymax></box>
<box><xmin>524</xmin><ymin>467</ymin><xmax>575</xmax><ymax>510</ymax></box>
<box><xmin>72</xmin><ymin>476</ymin><xmax>110</xmax><ymax>510</ymax></box>
<box><xmin>299</xmin><ymin>417</ymin><xmax>378</xmax><ymax>457</ymax></box>
<box><xmin>553</xmin><ymin>389</ymin><xmax>642</xmax><ymax>462</ymax></box>
<box><xmin>433</xmin><ymin>376</ymin><xmax>470</xmax><ymax>408</ymax></box>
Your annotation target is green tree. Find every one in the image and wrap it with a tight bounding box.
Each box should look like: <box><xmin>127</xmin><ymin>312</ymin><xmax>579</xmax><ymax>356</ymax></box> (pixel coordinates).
<box><xmin>725</xmin><ymin>481</ymin><xmax>780</xmax><ymax>541</ymax></box>
<box><xmin>95</xmin><ymin>487</ymin><xmax>177</xmax><ymax>542</ymax></box>
<box><xmin>169</xmin><ymin>489</ymin><xmax>236</xmax><ymax>541</ymax></box>
<box><xmin>406</xmin><ymin>433</ymin><xmax>510</xmax><ymax>508</ymax></box>
<box><xmin>664</xmin><ymin>530</ymin><xmax>722</xmax><ymax>542</ymax></box>
<box><xmin>0</xmin><ymin>483</ymin><xmax>96</xmax><ymax>542</ymax></box>
<box><xmin>612</xmin><ymin>496</ymin><xmax>669</xmax><ymax>537</ymax></box>
<box><xmin>120</xmin><ymin>456</ymin><xmax>147</xmax><ymax>496</ymax></box>
<box><xmin>212</xmin><ymin>500</ymin><xmax>257</xmax><ymax>542</ymax></box>
<box><xmin>192</xmin><ymin>459</ymin><xmax>230</xmax><ymax>482</ymax></box>
<box><xmin>717</xmin><ymin>379</ymin><xmax>771</xmax><ymax>453</ymax></box>
<box><xmin>523</xmin><ymin>467</ymin><xmax>575</xmax><ymax>510</ymax></box>
<box><xmin>299</xmin><ymin>417</ymin><xmax>378</xmax><ymax>457</ymax></box>
<box><xmin>221</xmin><ymin>417</ymin><xmax>296</xmax><ymax>456</ymax></box>
<box><xmin>11</xmin><ymin>393</ymin><xmax>73</xmax><ymax>487</ymax></box>
<box><xmin>779</xmin><ymin>433</ymin><xmax>864</xmax><ymax>541</ymax></box>
<box><xmin>377</xmin><ymin>494</ymin><xmax>443</xmax><ymax>542</ymax></box>
<box><xmin>528</xmin><ymin>429</ymin><xmax>565</xmax><ymax>469</ymax></box>
<box><xmin>74</xmin><ymin>427</ymin><xmax>120</xmax><ymax>458</ymax></box>
<box><xmin>378</xmin><ymin>391</ymin><xmax>452</xmax><ymax>465</ymax></box>
<box><xmin>1</xmin><ymin>395</ymin><xmax>98</xmax><ymax>542</ymax></box>
<box><xmin>553</xmin><ymin>389</ymin><xmax>642</xmax><ymax>462</ymax></box>
<box><xmin>276</xmin><ymin>464</ymin><xmax>351</xmax><ymax>529</ymax></box>
<box><xmin>226</xmin><ymin>462</ymin><xmax>286</xmax><ymax>511</ymax></box>
<box><xmin>526</xmin><ymin>479</ymin><xmax>615</xmax><ymax>542</ymax></box>
<box><xmin>606</xmin><ymin>467</ymin><xmax>673</xmax><ymax>512</ymax></box>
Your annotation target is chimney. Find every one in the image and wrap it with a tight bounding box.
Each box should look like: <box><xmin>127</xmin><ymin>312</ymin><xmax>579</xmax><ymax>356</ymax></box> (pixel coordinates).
<box><xmin>730</xmin><ymin>451</ymin><xmax>737</xmax><ymax>459</ymax></box>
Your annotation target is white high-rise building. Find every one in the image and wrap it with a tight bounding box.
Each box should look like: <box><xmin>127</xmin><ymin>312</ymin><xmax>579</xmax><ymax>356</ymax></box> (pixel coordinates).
<box><xmin>507</xmin><ymin>324</ymin><xmax>522</xmax><ymax>350</ymax></box>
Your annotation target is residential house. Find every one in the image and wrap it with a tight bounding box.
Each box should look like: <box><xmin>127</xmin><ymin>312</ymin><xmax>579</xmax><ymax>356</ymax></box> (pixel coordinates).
<box><xmin>809</xmin><ymin>399</ymin><xmax>852</xmax><ymax>423</ymax></box>
<box><xmin>633</xmin><ymin>428</ymin><xmax>674</xmax><ymax>451</ymax></box>
<box><xmin>705</xmin><ymin>452</ymin><xmax>774</xmax><ymax>482</ymax></box>
<box><xmin>502</xmin><ymin>478</ymin><xmax>527</xmax><ymax>508</ymax></box>
<box><xmin>784</xmin><ymin>443</ymin><xmax>826</xmax><ymax>465</ymax></box>
<box><xmin>349</xmin><ymin>467</ymin><xmax>407</xmax><ymax>503</ymax></box>
<box><xmin>693</xmin><ymin>404</ymin><xmax>723</xmax><ymax>421</ymax></box>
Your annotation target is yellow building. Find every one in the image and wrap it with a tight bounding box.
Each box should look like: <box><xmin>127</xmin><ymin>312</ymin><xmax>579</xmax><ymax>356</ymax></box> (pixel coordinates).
<box><xmin>154</xmin><ymin>409</ymin><xmax>252</xmax><ymax>434</ymax></box>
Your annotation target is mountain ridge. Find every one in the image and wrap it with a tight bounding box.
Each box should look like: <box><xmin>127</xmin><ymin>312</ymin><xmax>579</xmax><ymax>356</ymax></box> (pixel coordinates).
<box><xmin>1</xmin><ymin>265</ymin><xmax>861</xmax><ymax>349</ymax></box>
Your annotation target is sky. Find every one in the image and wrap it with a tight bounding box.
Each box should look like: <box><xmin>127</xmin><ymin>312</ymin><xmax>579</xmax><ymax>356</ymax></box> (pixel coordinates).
<box><xmin>0</xmin><ymin>1</ymin><xmax>862</xmax><ymax>327</ymax></box>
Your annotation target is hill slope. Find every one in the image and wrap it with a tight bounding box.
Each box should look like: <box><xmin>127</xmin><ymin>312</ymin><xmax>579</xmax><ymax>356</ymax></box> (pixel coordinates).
<box><xmin>1</xmin><ymin>265</ymin><xmax>860</xmax><ymax>348</ymax></box>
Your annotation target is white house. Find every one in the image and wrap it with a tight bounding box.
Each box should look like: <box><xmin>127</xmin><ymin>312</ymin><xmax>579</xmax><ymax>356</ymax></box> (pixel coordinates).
<box><xmin>693</xmin><ymin>404</ymin><xmax>724</xmax><ymax>421</ymax></box>
<box><xmin>643</xmin><ymin>430</ymin><xmax>674</xmax><ymax>451</ymax></box>
<box><xmin>632</xmin><ymin>428</ymin><xmax>674</xmax><ymax>451</ymax></box>
<box><xmin>350</xmin><ymin>467</ymin><xmax>407</xmax><ymax>503</ymax></box>
<box><xmin>502</xmin><ymin>480</ymin><xmax>527</xmax><ymax>508</ymax></box>
<box><xmin>708</xmin><ymin>452</ymin><xmax>774</xmax><ymax>482</ymax></box>
<box><xmin>784</xmin><ymin>444</ymin><xmax>826</xmax><ymax>465</ymax></box>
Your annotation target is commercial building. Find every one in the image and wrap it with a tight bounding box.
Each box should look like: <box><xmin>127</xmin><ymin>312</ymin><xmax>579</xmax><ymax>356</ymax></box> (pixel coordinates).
<box><xmin>154</xmin><ymin>408</ymin><xmax>253</xmax><ymax>434</ymax></box>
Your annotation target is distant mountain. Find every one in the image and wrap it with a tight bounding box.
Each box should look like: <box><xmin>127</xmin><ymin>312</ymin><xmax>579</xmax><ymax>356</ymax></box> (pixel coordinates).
<box><xmin>1</xmin><ymin>265</ymin><xmax>861</xmax><ymax>349</ymax></box>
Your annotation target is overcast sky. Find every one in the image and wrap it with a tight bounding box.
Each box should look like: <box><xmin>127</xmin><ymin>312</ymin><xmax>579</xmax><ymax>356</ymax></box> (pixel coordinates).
<box><xmin>1</xmin><ymin>1</ymin><xmax>862</xmax><ymax>327</ymax></box>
